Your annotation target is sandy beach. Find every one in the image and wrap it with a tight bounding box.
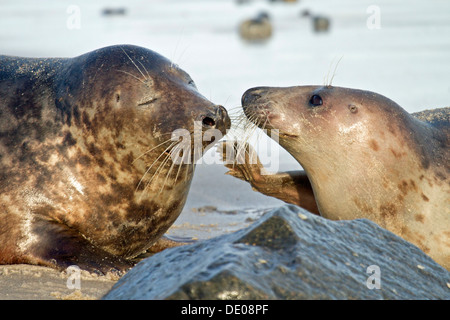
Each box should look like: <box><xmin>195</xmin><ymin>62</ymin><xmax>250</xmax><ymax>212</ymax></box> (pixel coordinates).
<box><xmin>0</xmin><ymin>264</ymin><xmax>116</xmax><ymax>300</ymax></box>
<box><xmin>1</xmin><ymin>0</ymin><xmax>449</xmax><ymax>299</ymax></box>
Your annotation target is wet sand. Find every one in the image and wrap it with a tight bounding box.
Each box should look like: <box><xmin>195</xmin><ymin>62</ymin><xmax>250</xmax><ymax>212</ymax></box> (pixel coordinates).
<box><xmin>0</xmin><ymin>265</ymin><xmax>116</xmax><ymax>300</ymax></box>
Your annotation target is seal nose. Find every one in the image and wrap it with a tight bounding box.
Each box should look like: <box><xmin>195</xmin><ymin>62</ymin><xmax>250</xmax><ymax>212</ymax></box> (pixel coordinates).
<box><xmin>242</xmin><ymin>87</ymin><xmax>263</xmax><ymax>106</ymax></box>
<box><xmin>201</xmin><ymin>105</ymin><xmax>230</xmax><ymax>133</ymax></box>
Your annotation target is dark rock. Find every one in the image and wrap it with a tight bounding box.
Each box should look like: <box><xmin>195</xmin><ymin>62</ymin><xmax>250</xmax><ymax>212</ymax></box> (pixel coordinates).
<box><xmin>103</xmin><ymin>205</ymin><xmax>450</xmax><ymax>300</ymax></box>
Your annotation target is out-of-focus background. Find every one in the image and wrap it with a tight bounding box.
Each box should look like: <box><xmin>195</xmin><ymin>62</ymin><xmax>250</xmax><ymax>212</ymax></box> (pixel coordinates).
<box><xmin>1</xmin><ymin>0</ymin><xmax>449</xmax><ymax>239</ymax></box>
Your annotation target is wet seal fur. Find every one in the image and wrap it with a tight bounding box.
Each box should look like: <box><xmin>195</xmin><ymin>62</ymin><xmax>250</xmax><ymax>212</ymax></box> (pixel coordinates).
<box><xmin>0</xmin><ymin>45</ymin><xmax>230</xmax><ymax>274</ymax></box>
<box><xmin>223</xmin><ymin>85</ymin><xmax>449</xmax><ymax>270</ymax></box>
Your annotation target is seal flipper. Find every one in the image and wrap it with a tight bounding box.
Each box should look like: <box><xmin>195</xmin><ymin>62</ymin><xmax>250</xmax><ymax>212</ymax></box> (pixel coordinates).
<box><xmin>218</xmin><ymin>141</ymin><xmax>319</xmax><ymax>215</ymax></box>
<box><xmin>24</xmin><ymin>219</ymin><xmax>133</xmax><ymax>275</ymax></box>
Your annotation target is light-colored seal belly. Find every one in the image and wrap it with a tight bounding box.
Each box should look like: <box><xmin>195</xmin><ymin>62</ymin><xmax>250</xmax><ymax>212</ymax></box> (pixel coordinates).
<box><xmin>223</xmin><ymin>85</ymin><xmax>449</xmax><ymax>270</ymax></box>
<box><xmin>0</xmin><ymin>45</ymin><xmax>230</xmax><ymax>274</ymax></box>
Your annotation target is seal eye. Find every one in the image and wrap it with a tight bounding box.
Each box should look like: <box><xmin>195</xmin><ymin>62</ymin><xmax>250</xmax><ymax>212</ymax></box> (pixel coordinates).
<box><xmin>309</xmin><ymin>95</ymin><xmax>323</xmax><ymax>107</ymax></box>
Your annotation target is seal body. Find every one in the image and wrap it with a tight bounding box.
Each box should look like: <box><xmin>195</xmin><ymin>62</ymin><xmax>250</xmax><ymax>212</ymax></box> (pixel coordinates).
<box><xmin>230</xmin><ymin>85</ymin><xmax>449</xmax><ymax>270</ymax></box>
<box><xmin>0</xmin><ymin>45</ymin><xmax>230</xmax><ymax>273</ymax></box>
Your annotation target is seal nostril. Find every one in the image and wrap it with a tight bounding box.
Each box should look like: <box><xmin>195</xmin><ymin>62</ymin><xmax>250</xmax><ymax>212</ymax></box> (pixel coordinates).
<box><xmin>202</xmin><ymin>116</ymin><xmax>215</xmax><ymax>127</ymax></box>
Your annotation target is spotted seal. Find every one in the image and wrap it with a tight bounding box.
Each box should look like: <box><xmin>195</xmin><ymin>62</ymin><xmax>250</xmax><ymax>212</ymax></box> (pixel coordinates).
<box><xmin>222</xmin><ymin>85</ymin><xmax>449</xmax><ymax>270</ymax></box>
<box><xmin>0</xmin><ymin>45</ymin><xmax>230</xmax><ymax>274</ymax></box>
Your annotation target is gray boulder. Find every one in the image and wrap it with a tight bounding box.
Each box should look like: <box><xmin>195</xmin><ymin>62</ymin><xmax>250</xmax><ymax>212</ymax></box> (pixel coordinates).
<box><xmin>103</xmin><ymin>205</ymin><xmax>450</xmax><ymax>300</ymax></box>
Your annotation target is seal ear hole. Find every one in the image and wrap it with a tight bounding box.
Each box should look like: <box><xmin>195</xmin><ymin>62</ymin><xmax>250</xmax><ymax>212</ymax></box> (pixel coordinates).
<box><xmin>348</xmin><ymin>104</ymin><xmax>358</xmax><ymax>113</ymax></box>
<box><xmin>116</xmin><ymin>94</ymin><xmax>120</xmax><ymax>103</ymax></box>
<box><xmin>202</xmin><ymin>116</ymin><xmax>215</xmax><ymax>127</ymax></box>
<box><xmin>309</xmin><ymin>95</ymin><xmax>323</xmax><ymax>107</ymax></box>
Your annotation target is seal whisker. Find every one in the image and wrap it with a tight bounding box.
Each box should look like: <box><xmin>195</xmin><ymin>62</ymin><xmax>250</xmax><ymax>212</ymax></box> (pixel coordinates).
<box><xmin>145</xmin><ymin>132</ymin><xmax>191</xmax><ymax>191</ymax></box>
<box><xmin>158</xmin><ymin>142</ymin><xmax>188</xmax><ymax>194</ymax></box>
<box><xmin>116</xmin><ymin>69</ymin><xmax>146</xmax><ymax>85</ymax></box>
<box><xmin>189</xmin><ymin>155</ymin><xmax>196</xmax><ymax>181</ymax></box>
<box><xmin>260</xmin><ymin>112</ymin><xmax>271</xmax><ymax>131</ymax></box>
<box><xmin>136</xmin><ymin>58</ymin><xmax>151</xmax><ymax>80</ymax></box>
<box><xmin>159</xmin><ymin>154</ymin><xmax>176</xmax><ymax>195</ymax></box>
<box><xmin>221</xmin><ymin>96</ymin><xmax>232</xmax><ymax>108</ymax></box>
<box><xmin>136</xmin><ymin>140</ymin><xmax>178</xmax><ymax>193</ymax></box>
<box><xmin>227</xmin><ymin>105</ymin><xmax>245</xmax><ymax>112</ymax></box>
<box><xmin>184</xmin><ymin>140</ymin><xmax>197</xmax><ymax>183</ymax></box>
<box><xmin>174</xmin><ymin>162</ymin><xmax>184</xmax><ymax>186</ymax></box>
<box><xmin>132</xmin><ymin>137</ymin><xmax>175</xmax><ymax>164</ymax></box>
<box><xmin>185</xmin><ymin>152</ymin><xmax>191</xmax><ymax>182</ymax></box>
<box><xmin>324</xmin><ymin>56</ymin><xmax>344</xmax><ymax>87</ymax></box>
<box><xmin>229</xmin><ymin>110</ymin><xmax>253</xmax><ymax>134</ymax></box>
<box><xmin>120</xmin><ymin>47</ymin><xmax>147</xmax><ymax>82</ymax></box>
<box><xmin>226</xmin><ymin>110</ymin><xmax>262</xmax><ymax>166</ymax></box>
<box><xmin>162</xmin><ymin>143</ymin><xmax>184</xmax><ymax>190</ymax></box>
<box><xmin>141</xmin><ymin>145</ymin><xmax>176</xmax><ymax>198</ymax></box>
<box><xmin>172</xmin><ymin>144</ymin><xmax>186</xmax><ymax>185</ymax></box>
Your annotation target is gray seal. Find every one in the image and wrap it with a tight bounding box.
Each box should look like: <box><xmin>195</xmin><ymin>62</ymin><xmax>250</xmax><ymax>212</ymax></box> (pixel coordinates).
<box><xmin>223</xmin><ymin>85</ymin><xmax>449</xmax><ymax>270</ymax></box>
<box><xmin>0</xmin><ymin>45</ymin><xmax>230</xmax><ymax>274</ymax></box>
